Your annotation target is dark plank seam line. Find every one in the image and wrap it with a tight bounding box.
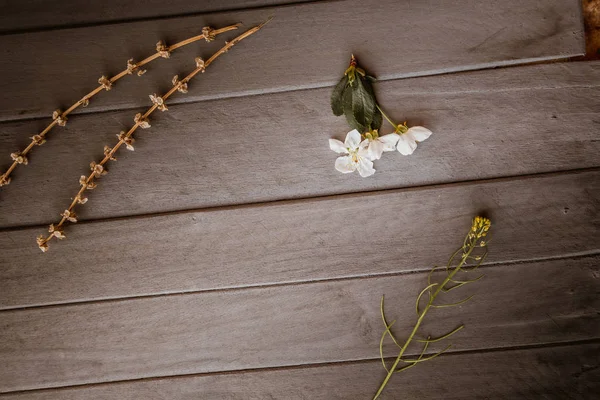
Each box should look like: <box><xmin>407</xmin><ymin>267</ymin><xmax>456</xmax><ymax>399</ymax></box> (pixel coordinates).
<box><xmin>2</xmin><ymin>58</ymin><xmax>589</xmax><ymax>125</ymax></box>
<box><xmin>1</xmin><ymin>337</ymin><xmax>598</xmax><ymax>396</ymax></box>
<box><xmin>2</xmin><ymin>165</ymin><xmax>599</xmax><ymax>233</ymax></box>
<box><xmin>1</xmin><ymin>252</ymin><xmax>597</xmax><ymax>313</ymax></box>
<box><xmin>0</xmin><ymin>0</ymin><xmax>339</xmax><ymax>37</ymax></box>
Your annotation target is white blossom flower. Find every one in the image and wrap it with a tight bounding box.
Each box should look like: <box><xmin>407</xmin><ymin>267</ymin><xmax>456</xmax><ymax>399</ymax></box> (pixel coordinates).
<box><xmin>329</xmin><ymin>129</ymin><xmax>375</xmax><ymax>177</ymax></box>
<box><xmin>364</xmin><ymin>131</ymin><xmax>400</xmax><ymax>160</ymax></box>
<box><xmin>396</xmin><ymin>126</ymin><xmax>433</xmax><ymax>155</ymax></box>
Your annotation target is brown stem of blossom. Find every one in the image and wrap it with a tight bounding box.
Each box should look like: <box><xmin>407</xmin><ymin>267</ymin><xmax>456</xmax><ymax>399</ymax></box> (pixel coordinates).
<box><xmin>38</xmin><ymin>19</ymin><xmax>271</xmax><ymax>251</ymax></box>
<box><xmin>0</xmin><ymin>23</ymin><xmax>241</xmax><ymax>189</ymax></box>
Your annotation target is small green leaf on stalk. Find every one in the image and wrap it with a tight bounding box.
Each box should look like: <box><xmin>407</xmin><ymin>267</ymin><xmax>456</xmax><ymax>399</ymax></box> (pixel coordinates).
<box><xmin>351</xmin><ymin>76</ymin><xmax>376</xmax><ymax>131</ymax></box>
<box><xmin>331</xmin><ymin>75</ymin><xmax>348</xmax><ymax>116</ymax></box>
<box><xmin>343</xmin><ymin>87</ymin><xmax>365</xmax><ymax>132</ymax></box>
<box><xmin>362</xmin><ymin>79</ymin><xmax>382</xmax><ymax>130</ymax></box>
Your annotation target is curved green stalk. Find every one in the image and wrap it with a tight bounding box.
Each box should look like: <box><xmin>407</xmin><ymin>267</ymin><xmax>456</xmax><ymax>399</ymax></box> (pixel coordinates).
<box><xmin>380</xmin><ymin>296</ymin><xmax>401</xmax><ymax>347</ymax></box>
<box><xmin>430</xmin><ymin>294</ymin><xmax>475</xmax><ymax>308</ymax></box>
<box><xmin>416</xmin><ymin>283</ymin><xmax>438</xmax><ymax>315</ymax></box>
<box><xmin>372</xmin><ymin>216</ymin><xmax>490</xmax><ymax>400</ymax></box>
<box><xmin>415</xmin><ymin>325</ymin><xmax>464</xmax><ymax>343</ymax></box>
<box><xmin>375</xmin><ymin>104</ymin><xmax>398</xmax><ymax>130</ymax></box>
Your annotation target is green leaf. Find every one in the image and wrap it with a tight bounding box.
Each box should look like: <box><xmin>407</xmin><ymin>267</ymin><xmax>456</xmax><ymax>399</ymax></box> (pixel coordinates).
<box><xmin>363</xmin><ymin>79</ymin><xmax>382</xmax><ymax>130</ymax></box>
<box><xmin>343</xmin><ymin>87</ymin><xmax>365</xmax><ymax>132</ymax></box>
<box><xmin>351</xmin><ymin>77</ymin><xmax>375</xmax><ymax>131</ymax></box>
<box><xmin>331</xmin><ymin>75</ymin><xmax>348</xmax><ymax>116</ymax></box>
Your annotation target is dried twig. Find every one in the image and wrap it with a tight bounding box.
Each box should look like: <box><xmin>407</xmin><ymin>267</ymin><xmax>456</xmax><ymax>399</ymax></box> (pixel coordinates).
<box><xmin>37</xmin><ymin>18</ymin><xmax>272</xmax><ymax>252</ymax></box>
<box><xmin>0</xmin><ymin>24</ymin><xmax>241</xmax><ymax>188</ymax></box>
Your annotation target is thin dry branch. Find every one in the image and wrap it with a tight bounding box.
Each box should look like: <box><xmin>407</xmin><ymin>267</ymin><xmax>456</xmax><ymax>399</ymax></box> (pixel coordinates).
<box><xmin>36</xmin><ymin>19</ymin><xmax>272</xmax><ymax>252</ymax></box>
<box><xmin>0</xmin><ymin>24</ymin><xmax>241</xmax><ymax>189</ymax></box>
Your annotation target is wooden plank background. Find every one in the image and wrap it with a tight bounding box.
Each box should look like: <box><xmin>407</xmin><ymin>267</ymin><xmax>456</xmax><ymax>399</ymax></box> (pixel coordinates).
<box><xmin>0</xmin><ymin>0</ymin><xmax>598</xmax><ymax>398</ymax></box>
<box><xmin>1</xmin><ymin>169</ymin><xmax>599</xmax><ymax>309</ymax></box>
<box><xmin>0</xmin><ymin>0</ymin><xmax>320</xmax><ymax>34</ymax></box>
<box><xmin>0</xmin><ymin>0</ymin><xmax>584</xmax><ymax>121</ymax></box>
<box><xmin>0</xmin><ymin>255</ymin><xmax>598</xmax><ymax>391</ymax></box>
<box><xmin>1</xmin><ymin>342</ymin><xmax>598</xmax><ymax>399</ymax></box>
<box><xmin>1</xmin><ymin>62</ymin><xmax>599</xmax><ymax>228</ymax></box>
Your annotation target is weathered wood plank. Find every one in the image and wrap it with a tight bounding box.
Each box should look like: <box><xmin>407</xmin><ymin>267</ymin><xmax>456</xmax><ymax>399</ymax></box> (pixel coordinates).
<box><xmin>0</xmin><ymin>255</ymin><xmax>598</xmax><ymax>392</ymax></box>
<box><xmin>2</xmin><ymin>342</ymin><xmax>597</xmax><ymax>399</ymax></box>
<box><xmin>0</xmin><ymin>0</ymin><xmax>584</xmax><ymax>122</ymax></box>
<box><xmin>1</xmin><ymin>169</ymin><xmax>599</xmax><ymax>309</ymax></box>
<box><xmin>0</xmin><ymin>0</ymin><xmax>319</xmax><ymax>34</ymax></box>
<box><xmin>1</xmin><ymin>61</ymin><xmax>598</xmax><ymax>228</ymax></box>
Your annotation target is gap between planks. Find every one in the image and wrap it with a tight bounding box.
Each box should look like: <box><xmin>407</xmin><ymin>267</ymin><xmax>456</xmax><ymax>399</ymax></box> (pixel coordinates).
<box><xmin>3</xmin><ymin>56</ymin><xmax>595</xmax><ymax>128</ymax></box>
<box><xmin>1</xmin><ymin>250</ymin><xmax>597</xmax><ymax>391</ymax></box>
<box><xmin>0</xmin><ymin>57</ymin><xmax>585</xmax><ymax>125</ymax></box>
<box><xmin>0</xmin><ymin>250</ymin><xmax>598</xmax><ymax>313</ymax></box>
<box><xmin>0</xmin><ymin>0</ymin><xmax>585</xmax><ymax>122</ymax></box>
<box><xmin>2</xmin><ymin>165</ymin><xmax>599</xmax><ymax>233</ymax></box>
<box><xmin>0</xmin><ymin>0</ymin><xmax>335</xmax><ymax>36</ymax></box>
<box><xmin>1</xmin><ymin>337</ymin><xmax>598</xmax><ymax>396</ymax></box>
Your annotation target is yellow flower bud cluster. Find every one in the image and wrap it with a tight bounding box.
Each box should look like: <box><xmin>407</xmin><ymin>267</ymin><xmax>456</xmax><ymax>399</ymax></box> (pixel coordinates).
<box><xmin>470</xmin><ymin>216</ymin><xmax>491</xmax><ymax>240</ymax></box>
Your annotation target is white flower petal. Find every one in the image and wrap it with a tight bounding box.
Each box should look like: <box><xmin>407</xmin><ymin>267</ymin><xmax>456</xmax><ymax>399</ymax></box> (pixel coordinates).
<box><xmin>357</xmin><ymin>146</ymin><xmax>370</xmax><ymax>159</ymax></box>
<box><xmin>367</xmin><ymin>140</ymin><xmax>384</xmax><ymax>160</ymax></box>
<box><xmin>329</xmin><ymin>139</ymin><xmax>348</xmax><ymax>154</ymax></box>
<box><xmin>407</xmin><ymin>126</ymin><xmax>432</xmax><ymax>142</ymax></box>
<box><xmin>335</xmin><ymin>156</ymin><xmax>357</xmax><ymax>174</ymax></box>
<box><xmin>379</xmin><ymin>134</ymin><xmax>400</xmax><ymax>151</ymax></box>
<box><xmin>357</xmin><ymin>157</ymin><xmax>376</xmax><ymax>177</ymax></box>
<box><xmin>396</xmin><ymin>134</ymin><xmax>418</xmax><ymax>155</ymax></box>
<box><xmin>344</xmin><ymin>129</ymin><xmax>362</xmax><ymax>150</ymax></box>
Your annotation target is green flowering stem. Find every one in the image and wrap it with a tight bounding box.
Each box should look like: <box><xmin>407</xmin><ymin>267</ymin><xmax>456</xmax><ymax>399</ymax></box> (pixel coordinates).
<box><xmin>373</xmin><ymin>257</ymin><xmax>469</xmax><ymax>399</ymax></box>
<box><xmin>373</xmin><ymin>217</ymin><xmax>491</xmax><ymax>400</ymax></box>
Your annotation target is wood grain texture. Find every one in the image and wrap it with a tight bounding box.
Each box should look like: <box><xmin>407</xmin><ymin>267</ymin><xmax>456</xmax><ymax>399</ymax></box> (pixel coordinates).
<box><xmin>0</xmin><ymin>255</ymin><xmax>598</xmax><ymax>392</ymax></box>
<box><xmin>0</xmin><ymin>0</ymin><xmax>584</xmax><ymax>122</ymax></box>
<box><xmin>0</xmin><ymin>0</ymin><xmax>320</xmax><ymax>34</ymax></box>
<box><xmin>1</xmin><ymin>342</ymin><xmax>598</xmax><ymax>399</ymax></box>
<box><xmin>1</xmin><ymin>61</ymin><xmax>599</xmax><ymax>228</ymax></box>
<box><xmin>1</xmin><ymin>169</ymin><xmax>599</xmax><ymax>309</ymax></box>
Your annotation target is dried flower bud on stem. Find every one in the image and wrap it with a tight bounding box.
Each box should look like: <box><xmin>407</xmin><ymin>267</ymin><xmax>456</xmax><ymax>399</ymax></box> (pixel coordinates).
<box><xmin>36</xmin><ymin>18</ymin><xmax>272</xmax><ymax>252</ymax></box>
<box><xmin>0</xmin><ymin>23</ymin><xmax>242</xmax><ymax>189</ymax></box>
